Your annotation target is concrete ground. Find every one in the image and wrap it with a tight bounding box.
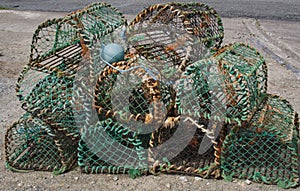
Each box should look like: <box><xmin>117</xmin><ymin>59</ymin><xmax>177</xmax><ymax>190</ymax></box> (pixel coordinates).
<box><xmin>0</xmin><ymin>9</ymin><xmax>299</xmax><ymax>191</ymax></box>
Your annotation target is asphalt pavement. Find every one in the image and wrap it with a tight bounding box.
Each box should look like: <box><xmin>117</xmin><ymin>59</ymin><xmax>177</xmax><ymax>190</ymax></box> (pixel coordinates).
<box><xmin>1</xmin><ymin>0</ymin><xmax>300</xmax><ymax>21</ymax></box>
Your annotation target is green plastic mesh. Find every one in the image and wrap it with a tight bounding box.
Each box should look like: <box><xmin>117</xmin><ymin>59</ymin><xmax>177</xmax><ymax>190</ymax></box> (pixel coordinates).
<box><xmin>83</xmin><ymin>5</ymin><xmax>269</xmax><ymax>178</ymax></box>
<box><xmin>145</xmin><ymin>42</ymin><xmax>267</xmax><ymax>177</ymax></box>
<box><xmin>221</xmin><ymin>94</ymin><xmax>299</xmax><ymax>188</ymax></box>
<box><xmin>148</xmin><ymin>121</ymin><xmax>230</xmax><ymax>178</ymax></box>
<box><xmin>144</xmin><ymin>42</ymin><xmax>267</xmax><ymax>177</ymax></box>
<box><xmin>22</xmin><ymin>72</ymin><xmax>78</xmax><ymax>136</ymax></box>
<box><xmin>5</xmin><ymin>113</ymin><xmax>78</xmax><ymax>174</ymax></box>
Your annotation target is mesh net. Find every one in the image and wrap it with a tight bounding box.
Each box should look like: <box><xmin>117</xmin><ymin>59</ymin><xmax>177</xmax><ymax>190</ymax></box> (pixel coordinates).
<box><xmin>145</xmin><ymin>42</ymin><xmax>267</xmax><ymax>177</ymax></box>
<box><xmin>91</xmin><ymin>31</ymin><xmax>267</xmax><ymax>178</ymax></box>
<box><xmin>6</xmin><ymin>2</ymin><xmax>128</xmax><ymax>174</ymax></box>
<box><xmin>91</xmin><ymin>55</ymin><xmax>218</xmax><ymax>176</ymax></box>
<box><xmin>221</xmin><ymin>94</ymin><xmax>300</xmax><ymax>188</ymax></box>
<box><xmin>4</xmin><ymin>2</ymin><xmax>299</xmax><ymax>188</ymax></box>
<box><xmin>128</xmin><ymin>2</ymin><xmax>224</xmax><ymax>71</ymax></box>
<box><xmin>78</xmin><ymin>119</ymin><xmax>147</xmax><ymax>175</ymax></box>
<box><xmin>82</xmin><ymin>2</ymin><xmax>225</xmax><ymax>176</ymax></box>
<box><xmin>22</xmin><ymin>72</ymin><xmax>78</xmax><ymax>136</ymax></box>
<box><xmin>5</xmin><ymin>113</ymin><xmax>78</xmax><ymax>174</ymax></box>
<box><xmin>29</xmin><ymin>2</ymin><xmax>126</xmax><ymax>64</ymax></box>
<box><xmin>178</xmin><ymin>43</ymin><xmax>268</xmax><ymax>125</ymax></box>
<box><xmin>14</xmin><ymin>2</ymin><xmax>127</xmax><ymax>138</ymax></box>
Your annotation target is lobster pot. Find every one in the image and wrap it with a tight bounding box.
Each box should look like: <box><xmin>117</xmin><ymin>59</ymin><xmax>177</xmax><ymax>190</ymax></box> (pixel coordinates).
<box><xmin>21</xmin><ymin>73</ymin><xmax>84</xmax><ymax>138</ymax></box>
<box><xmin>93</xmin><ymin>52</ymin><xmax>184</xmax><ymax>145</ymax></box>
<box><xmin>15</xmin><ymin>3</ymin><xmax>127</xmax><ymax>137</ymax></box>
<box><xmin>177</xmin><ymin>43</ymin><xmax>268</xmax><ymax>125</ymax></box>
<box><xmin>148</xmin><ymin>120</ymin><xmax>227</xmax><ymax>178</ymax></box>
<box><xmin>221</xmin><ymin>94</ymin><xmax>300</xmax><ymax>188</ymax></box>
<box><xmin>29</xmin><ymin>2</ymin><xmax>126</xmax><ymax>65</ymax></box>
<box><xmin>162</xmin><ymin>42</ymin><xmax>268</xmax><ymax>178</ymax></box>
<box><xmin>92</xmin><ymin>55</ymin><xmax>226</xmax><ymax>177</ymax></box>
<box><xmin>127</xmin><ymin>2</ymin><xmax>224</xmax><ymax>71</ymax></box>
<box><xmin>78</xmin><ymin>119</ymin><xmax>147</xmax><ymax>176</ymax></box>
<box><xmin>5</xmin><ymin>113</ymin><xmax>78</xmax><ymax>175</ymax></box>
<box><xmin>18</xmin><ymin>58</ymin><xmax>99</xmax><ymax>139</ymax></box>
<box><xmin>17</xmin><ymin>2</ymin><xmax>127</xmax><ymax>101</ymax></box>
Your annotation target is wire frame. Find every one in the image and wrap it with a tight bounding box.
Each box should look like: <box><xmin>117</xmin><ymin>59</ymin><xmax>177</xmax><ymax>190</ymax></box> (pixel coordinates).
<box><xmin>221</xmin><ymin>94</ymin><xmax>300</xmax><ymax>188</ymax></box>
<box><xmin>5</xmin><ymin>113</ymin><xmax>78</xmax><ymax>175</ymax></box>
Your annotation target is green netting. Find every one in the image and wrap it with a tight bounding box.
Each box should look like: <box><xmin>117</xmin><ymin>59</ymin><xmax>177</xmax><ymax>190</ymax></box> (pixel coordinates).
<box><xmin>6</xmin><ymin>2</ymin><xmax>128</xmax><ymax>174</ymax></box>
<box><xmin>148</xmin><ymin>121</ymin><xmax>231</xmax><ymax>178</ymax></box>
<box><xmin>29</xmin><ymin>2</ymin><xmax>126</xmax><ymax>64</ymax></box>
<box><xmin>178</xmin><ymin>43</ymin><xmax>268</xmax><ymax>125</ymax></box>
<box><xmin>91</xmin><ymin>52</ymin><xmax>227</xmax><ymax>177</ymax></box>
<box><xmin>221</xmin><ymin>94</ymin><xmax>299</xmax><ymax>188</ymax></box>
<box><xmin>78</xmin><ymin>119</ymin><xmax>147</xmax><ymax>175</ymax></box>
<box><xmin>5</xmin><ymin>2</ymin><xmax>299</xmax><ymax>188</ymax></box>
<box><xmin>14</xmin><ymin>3</ymin><xmax>127</xmax><ymax>138</ymax></box>
<box><xmin>5</xmin><ymin>113</ymin><xmax>77</xmax><ymax>174</ymax></box>
<box><xmin>21</xmin><ymin>71</ymin><xmax>78</xmax><ymax>136</ymax></box>
<box><xmin>81</xmin><ymin>2</ymin><xmax>226</xmax><ymax>177</ymax></box>
<box><xmin>147</xmin><ymin>42</ymin><xmax>267</xmax><ymax>177</ymax></box>
<box><xmin>129</xmin><ymin>2</ymin><xmax>224</xmax><ymax>48</ymax></box>
<box><xmin>94</xmin><ymin>56</ymin><xmax>177</xmax><ymax>127</ymax></box>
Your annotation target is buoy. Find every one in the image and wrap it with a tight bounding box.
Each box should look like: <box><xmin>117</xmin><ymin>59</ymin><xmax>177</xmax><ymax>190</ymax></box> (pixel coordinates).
<box><xmin>101</xmin><ymin>43</ymin><xmax>125</xmax><ymax>64</ymax></box>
